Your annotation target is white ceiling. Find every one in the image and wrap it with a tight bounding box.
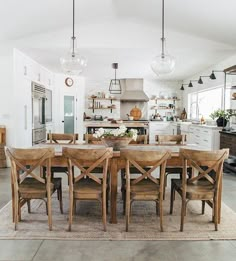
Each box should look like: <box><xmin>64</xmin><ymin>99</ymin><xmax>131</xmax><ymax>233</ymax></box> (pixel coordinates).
<box><xmin>1</xmin><ymin>0</ymin><xmax>236</xmax><ymax>80</ymax></box>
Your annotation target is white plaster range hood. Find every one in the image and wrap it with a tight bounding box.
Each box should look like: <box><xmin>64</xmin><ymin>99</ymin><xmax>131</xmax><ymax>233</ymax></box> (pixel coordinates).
<box><xmin>120</xmin><ymin>79</ymin><xmax>149</xmax><ymax>102</ymax></box>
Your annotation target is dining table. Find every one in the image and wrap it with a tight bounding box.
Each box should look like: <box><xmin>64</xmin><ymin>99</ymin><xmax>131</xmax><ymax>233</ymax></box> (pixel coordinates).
<box><xmin>35</xmin><ymin>143</ymin><xmax>218</xmax><ymax>224</ymax></box>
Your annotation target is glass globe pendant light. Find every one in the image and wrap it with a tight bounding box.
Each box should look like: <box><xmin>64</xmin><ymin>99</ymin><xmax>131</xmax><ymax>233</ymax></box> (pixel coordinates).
<box><xmin>151</xmin><ymin>0</ymin><xmax>175</xmax><ymax>76</ymax></box>
<box><xmin>60</xmin><ymin>0</ymin><xmax>87</xmax><ymax>75</ymax></box>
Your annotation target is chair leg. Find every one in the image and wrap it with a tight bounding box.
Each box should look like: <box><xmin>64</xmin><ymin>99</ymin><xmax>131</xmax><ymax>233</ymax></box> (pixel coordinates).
<box><xmin>180</xmin><ymin>199</ymin><xmax>186</xmax><ymax>232</ymax></box>
<box><xmin>214</xmin><ymin>196</ymin><xmax>218</xmax><ymax>231</ymax></box>
<box><xmin>156</xmin><ymin>201</ymin><xmax>159</xmax><ymax>215</ymax></box>
<box><xmin>44</xmin><ymin>199</ymin><xmax>48</xmax><ymax>215</ymax></box>
<box><xmin>47</xmin><ymin>197</ymin><xmax>52</xmax><ymax>231</ymax></box>
<box><xmin>123</xmin><ymin>191</ymin><xmax>126</xmax><ymax>215</ymax></box>
<box><xmin>170</xmin><ymin>181</ymin><xmax>175</xmax><ymax>214</ymax></box>
<box><xmin>73</xmin><ymin>200</ymin><xmax>76</xmax><ymax>215</ymax></box>
<box><xmin>159</xmin><ymin>199</ymin><xmax>164</xmax><ymax>232</ymax></box>
<box><xmin>125</xmin><ymin>192</ymin><xmax>130</xmax><ymax>232</ymax></box>
<box><xmin>68</xmin><ymin>197</ymin><xmax>73</xmax><ymax>232</ymax></box>
<box><xmin>201</xmin><ymin>200</ymin><xmax>205</xmax><ymax>215</ymax></box>
<box><xmin>102</xmin><ymin>195</ymin><xmax>107</xmax><ymax>232</ymax></box>
<box><xmin>163</xmin><ymin>174</ymin><xmax>168</xmax><ymax>200</ymax></box>
<box><xmin>14</xmin><ymin>194</ymin><xmax>19</xmax><ymax>231</ymax></box>
<box><xmin>27</xmin><ymin>200</ymin><xmax>31</xmax><ymax>213</ymax></box>
<box><xmin>18</xmin><ymin>201</ymin><xmax>21</xmax><ymax>222</ymax></box>
<box><xmin>59</xmin><ymin>187</ymin><xmax>63</xmax><ymax>214</ymax></box>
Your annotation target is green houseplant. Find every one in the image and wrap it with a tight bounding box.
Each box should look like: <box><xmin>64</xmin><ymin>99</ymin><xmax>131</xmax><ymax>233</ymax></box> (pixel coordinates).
<box><xmin>209</xmin><ymin>109</ymin><xmax>232</xmax><ymax>127</ymax></box>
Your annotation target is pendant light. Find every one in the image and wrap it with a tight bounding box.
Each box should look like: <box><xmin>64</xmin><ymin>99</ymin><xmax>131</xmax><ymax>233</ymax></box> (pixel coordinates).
<box><xmin>60</xmin><ymin>0</ymin><xmax>87</xmax><ymax>75</ymax></box>
<box><xmin>198</xmin><ymin>76</ymin><xmax>209</xmax><ymax>84</ymax></box>
<box><xmin>151</xmin><ymin>0</ymin><xmax>175</xmax><ymax>76</ymax></box>
<box><xmin>180</xmin><ymin>83</ymin><xmax>188</xmax><ymax>91</ymax></box>
<box><xmin>209</xmin><ymin>70</ymin><xmax>224</xmax><ymax>80</ymax></box>
<box><xmin>109</xmin><ymin>63</ymin><xmax>121</xmax><ymax>94</ymax></box>
<box><xmin>188</xmin><ymin>80</ymin><xmax>198</xmax><ymax>87</ymax></box>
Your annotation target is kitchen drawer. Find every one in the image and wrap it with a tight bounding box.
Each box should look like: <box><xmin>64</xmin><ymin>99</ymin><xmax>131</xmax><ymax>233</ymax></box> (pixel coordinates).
<box><xmin>149</xmin><ymin>123</ymin><xmax>170</xmax><ymax>129</ymax></box>
<box><xmin>200</xmin><ymin>137</ymin><xmax>213</xmax><ymax>149</ymax></box>
<box><xmin>200</xmin><ymin>128</ymin><xmax>212</xmax><ymax>135</ymax></box>
<box><xmin>193</xmin><ymin>127</ymin><xmax>202</xmax><ymax>133</ymax></box>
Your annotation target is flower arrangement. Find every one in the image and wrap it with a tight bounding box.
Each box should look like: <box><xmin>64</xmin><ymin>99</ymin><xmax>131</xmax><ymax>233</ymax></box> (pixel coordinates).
<box><xmin>209</xmin><ymin>109</ymin><xmax>233</xmax><ymax>120</ymax></box>
<box><xmin>93</xmin><ymin>125</ymin><xmax>138</xmax><ymax>141</ymax></box>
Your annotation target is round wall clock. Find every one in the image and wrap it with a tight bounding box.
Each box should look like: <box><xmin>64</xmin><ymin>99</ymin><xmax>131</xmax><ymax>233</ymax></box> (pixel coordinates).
<box><xmin>65</xmin><ymin>77</ymin><xmax>74</xmax><ymax>87</ymax></box>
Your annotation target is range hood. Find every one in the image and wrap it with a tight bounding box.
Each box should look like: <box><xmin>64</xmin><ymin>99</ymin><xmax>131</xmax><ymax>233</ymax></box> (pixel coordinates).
<box><xmin>120</xmin><ymin>79</ymin><xmax>149</xmax><ymax>102</ymax></box>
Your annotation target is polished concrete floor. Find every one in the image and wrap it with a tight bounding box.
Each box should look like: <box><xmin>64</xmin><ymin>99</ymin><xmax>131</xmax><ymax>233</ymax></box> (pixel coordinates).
<box><xmin>0</xmin><ymin>168</ymin><xmax>236</xmax><ymax>261</ymax></box>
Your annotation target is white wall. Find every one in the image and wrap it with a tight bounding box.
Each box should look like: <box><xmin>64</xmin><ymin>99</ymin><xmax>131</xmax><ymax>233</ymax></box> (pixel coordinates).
<box><xmin>84</xmin><ymin>77</ymin><xmax>183</xmax><ymax>120</ymax></box>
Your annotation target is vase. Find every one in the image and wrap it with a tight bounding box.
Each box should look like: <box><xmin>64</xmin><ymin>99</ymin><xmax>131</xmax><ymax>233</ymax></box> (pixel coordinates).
<box><xmin>102</xmin><ymin>137</ymin><xmax>132</xmax><ymax>151</ymax></box>
<box><xmin>216</xmin><ymin>117</ymin><xmax>227</xmax><ymax>127</ymax></box>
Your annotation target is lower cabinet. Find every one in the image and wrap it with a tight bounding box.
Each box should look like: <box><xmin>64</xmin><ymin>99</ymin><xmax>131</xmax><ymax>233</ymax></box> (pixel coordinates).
<box><xmin>149</xmin><ymin>122</ymin><xmax>172</xmax><ymax>143</ymax></box>
<box><xmin>188</xmin><ymin>126</ymin><xmax>220</xmax><ymax>150</ymax></box>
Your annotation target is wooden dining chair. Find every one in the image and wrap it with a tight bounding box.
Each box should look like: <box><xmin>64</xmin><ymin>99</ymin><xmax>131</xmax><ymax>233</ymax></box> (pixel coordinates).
<box><xmin>120</xmin><ymin>149</ymin><xmax>171</xmax><ymax>232</ymax></box>
<box><xmin>47</xmin><ymin>133</ymin><xmax>79</xmax><ymax>144</ymax></box>
<box><xmin>43</xmin><ymin>133</ymin><xmax>79</xmax><ymax>183</ymax></box>
<box><xmin>62</xmin><ymin>147</ymin><xmax>113</xmax><ymax>231</ymax></box>
<box><xmin>170</xmin><ymin>148</ymin><xmax>229</xmax><ymax>231</ymax></box>
<box><xmin>84</xmin><ymin>133</ymin><xmax>103</xmax><ymax>144</ymax></box>
<box><xmin>120</xmin><ymin>135</ymin><xmax>148</xmax><ymax>213</ymax></box>
<box><xmin>6</xmin><ymin>147</ymin><xmax>60</xmax><ymax>231</ymax></box>
<box><xmin>155</xmin><ymin>134</ymin><xmax>191</xmax><ymax>198</ymax></box>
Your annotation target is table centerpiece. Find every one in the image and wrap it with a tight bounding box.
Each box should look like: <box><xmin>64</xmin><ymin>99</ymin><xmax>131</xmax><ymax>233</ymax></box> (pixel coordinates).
<box><xmin>93</xmin><ymin>125</ymin><xmax>138</xmax><ymax>151</ymax></box>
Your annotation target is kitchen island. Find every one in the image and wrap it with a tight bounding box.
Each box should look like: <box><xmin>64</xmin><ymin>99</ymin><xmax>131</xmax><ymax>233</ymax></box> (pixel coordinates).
<box><xmin>84</xmin><ymin>121</ymin><xmax>149</xmax><ymax>135</ymax></box>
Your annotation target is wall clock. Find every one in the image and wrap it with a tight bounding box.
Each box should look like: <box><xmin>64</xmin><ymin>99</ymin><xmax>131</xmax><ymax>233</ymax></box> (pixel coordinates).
<box><xmin>65</xmin><ymin>77</ymin><xmax>74</xmax><ymax>87</ymax></box>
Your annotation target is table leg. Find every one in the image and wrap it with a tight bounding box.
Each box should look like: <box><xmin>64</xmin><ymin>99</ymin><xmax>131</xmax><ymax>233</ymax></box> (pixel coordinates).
<box><xmin>218</xmin><ymin>177</ymin><xmax>222</xmax><ymax>223</ymax></box>
<box><xmin>110</xmin><ymin>158</ymin><xmax>118</xmax><ymax>224</ymax></box>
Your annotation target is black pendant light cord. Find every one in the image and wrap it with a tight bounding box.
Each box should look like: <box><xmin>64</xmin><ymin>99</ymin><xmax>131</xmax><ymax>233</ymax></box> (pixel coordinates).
<box><xmin>72</xmin><ymin>0</ymin><xmax>75</xmax><ymax>56</ymax></box>
<box><xmin>161</xmin><ymin>0</ymin><xmax>165</xmax><ymax>58</ymax></box>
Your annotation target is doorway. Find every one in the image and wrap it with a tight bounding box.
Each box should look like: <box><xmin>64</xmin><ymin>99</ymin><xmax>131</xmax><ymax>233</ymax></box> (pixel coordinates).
<box><xmin>64</xmin><ymin>95</ymin><xmax>75</xmax><ymax>133</ymax></box>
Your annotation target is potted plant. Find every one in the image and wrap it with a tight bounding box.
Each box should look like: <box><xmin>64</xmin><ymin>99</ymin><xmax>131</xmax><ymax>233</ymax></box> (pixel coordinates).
<box><xmin>93</xmin><ymin>125</ymin><xmax>138</xmax><ymax>151</ymax></box>
<box><xmin>209</xmin><ymin>109</ymin><xmax>232</xmax><ymax>127</ymax></box>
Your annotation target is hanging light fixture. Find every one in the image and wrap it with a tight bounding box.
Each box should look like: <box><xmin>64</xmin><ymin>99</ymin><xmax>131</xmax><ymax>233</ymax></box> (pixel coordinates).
<box><xmin>188</xmin><ymin>81</ymin><xmax>193</xmax><ymax>88</ymax></box>
<box><xmin>109</xmin><ymin>63</ymin><xmax>121</xmax><ymax>94</ymax></box>
<box><xmin>180</xmin><ymin>83</ymin><xmax>188</xmax><ymax>91</ymax></box>
<box><xmin>188</xmin><ymin>80</ymin><xmax>198</xmax><ymax>87</ymax></box>
<box><xmin>198</xmin><ymin>77</ymin><xmax>203</xmax><ymax>84</ymax></box>
<box><xmin>151</xmin><ymin>0</ymin><xmax>175</xmax><ymax>76</ymax></box>
<box><xmin>209</xmin><ymin>71</ymin><xmax>216</xmax><ymax>80</ymax></box>
<box><xmin>60</xmin><ymin>0</ymin><xmax>87</xmax><ymax>75</ymax></box>
<box><xmin>198</xmin><ymin>76</ymin><xmax>210</xmax><ymax>84</ymax></box>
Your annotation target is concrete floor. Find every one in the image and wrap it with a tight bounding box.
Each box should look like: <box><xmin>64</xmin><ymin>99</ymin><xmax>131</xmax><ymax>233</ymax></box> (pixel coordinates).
<box><xmin>0</xmin><ymin>168</ymin><xmax>236</xmax><ymax>261</ymax></box>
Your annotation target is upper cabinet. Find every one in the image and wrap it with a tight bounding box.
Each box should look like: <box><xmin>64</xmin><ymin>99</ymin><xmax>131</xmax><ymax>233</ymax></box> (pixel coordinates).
<box><xmin>15</xmin><ymin>49</ymin><xmax>53</xmax><ymax>89</ymax></box>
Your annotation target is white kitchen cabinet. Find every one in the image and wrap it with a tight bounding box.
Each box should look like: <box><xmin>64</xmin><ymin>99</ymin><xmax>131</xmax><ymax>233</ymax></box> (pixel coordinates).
<box><xmin>186</xmin><ymin>125</ymin><xmax>220</xmax><ymax>150</ymax></box>
<box><xmin>149</xmin><ymin>122</ymin><xmax>171</xmax><ymax>143</ymax></box>
<box><xmin>13</xmin><ymin>77</ymin><xmax>32</xmax><ymax>147</ymax></box>
<box><xmin>13</xmin><ymin>49</ymin><xmax>56</xmax><ymax>147</ymax></box>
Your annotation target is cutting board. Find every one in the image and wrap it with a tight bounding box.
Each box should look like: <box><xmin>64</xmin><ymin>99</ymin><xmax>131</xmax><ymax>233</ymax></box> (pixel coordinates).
<box><xmin>130</xmin><ymin>106</ymin><xmax>142</xmax><ymax>120</ymax></box>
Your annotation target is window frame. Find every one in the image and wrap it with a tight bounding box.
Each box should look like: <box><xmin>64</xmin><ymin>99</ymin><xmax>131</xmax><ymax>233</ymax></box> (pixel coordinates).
<box><xmin>188</xmin><ymin>84</ymin><xmax>231</xmax><ymax>120</ymax></box>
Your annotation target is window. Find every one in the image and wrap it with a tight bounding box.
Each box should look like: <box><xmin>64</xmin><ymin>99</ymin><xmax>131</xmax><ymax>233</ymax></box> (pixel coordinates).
<box><xmin>188</xmin><ymin>86</ymin><xmax>230</xmax><ymax>119</ymax></box>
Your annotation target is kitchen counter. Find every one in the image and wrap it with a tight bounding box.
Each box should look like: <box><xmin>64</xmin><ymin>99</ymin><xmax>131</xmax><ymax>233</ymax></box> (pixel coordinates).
<box><xmin>189</xmin><ymin>124</ymin><xmax>222</xmax><ymax>130</ymax></box>
<box><xmin>219</xmin><ymin>130</ymin><xmax>236</xmax><ymax>136</ymax></box>
<box><xmin>84</xmin><ymin>121</ymin><xmax>148</xmax><ymax>128</ymax></box>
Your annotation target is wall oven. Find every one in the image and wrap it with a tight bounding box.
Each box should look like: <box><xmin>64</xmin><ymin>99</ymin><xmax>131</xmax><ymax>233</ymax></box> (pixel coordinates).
<box><xmin>32</xmin><ymin>82</ymin><xmax>46</xmax><ymax>144</ymax></box>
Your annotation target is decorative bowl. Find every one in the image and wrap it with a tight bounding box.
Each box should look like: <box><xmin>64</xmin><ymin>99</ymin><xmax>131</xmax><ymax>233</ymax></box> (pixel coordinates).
<box><xmin>102</xmin><ymin>137</ymin><xmax>132</xmax><ymax>151</ymax></box>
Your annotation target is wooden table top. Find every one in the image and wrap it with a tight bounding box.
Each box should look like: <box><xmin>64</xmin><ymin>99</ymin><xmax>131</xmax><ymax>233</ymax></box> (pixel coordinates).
<box><xmin>36</xmin><ymin>143</ymin><xmax>207</xmax><ymax>157</ymax></box>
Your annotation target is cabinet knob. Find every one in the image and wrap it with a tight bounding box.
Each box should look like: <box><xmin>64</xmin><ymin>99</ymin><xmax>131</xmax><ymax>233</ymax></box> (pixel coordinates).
<box><xmin>62</xmin><ymin>120</ymin><xmax>64</xmax><ymax>123</ymax></box>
